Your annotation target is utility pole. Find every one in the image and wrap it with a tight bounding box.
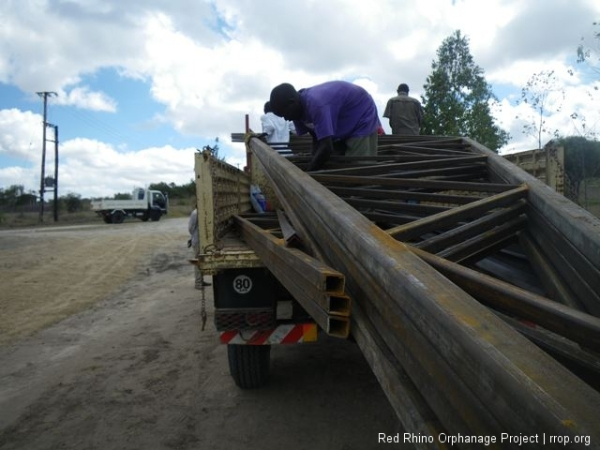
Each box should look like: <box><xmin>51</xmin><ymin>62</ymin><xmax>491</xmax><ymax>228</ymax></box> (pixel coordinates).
<box><xmin>37</xmin><ymin>91</ymin><xmax>57</xmax><ymax>223</ymax></box>
<box><xmin>47</xmin><ymin>123</ymin><xmax>59</xmax><ymax>222</ymax></box>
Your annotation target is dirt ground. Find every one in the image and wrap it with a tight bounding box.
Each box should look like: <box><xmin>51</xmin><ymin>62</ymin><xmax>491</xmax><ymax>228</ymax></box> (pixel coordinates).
<box><xmin>0</xmin><ymin>217</ymin><xmax>400</xmax><ymax>450</ymax></box>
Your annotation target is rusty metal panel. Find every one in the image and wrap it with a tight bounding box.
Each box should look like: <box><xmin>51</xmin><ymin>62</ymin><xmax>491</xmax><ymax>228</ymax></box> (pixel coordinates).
<box><xmin>503</xmin><ymin>143</ymin><xmax>565</xmax><ymax>194</ymax></box>
<box><xmin>195</xmin><ymin>151</ymin><xmax>255</xmax><ymax>272</ymax></box>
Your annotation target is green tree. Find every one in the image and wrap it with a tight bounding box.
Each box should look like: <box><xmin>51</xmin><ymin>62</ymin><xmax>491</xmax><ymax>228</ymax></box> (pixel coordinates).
<box><xmin>148</xmin><ymin>182</ymin><xmax>174</xmax><ymax>198</ymax></box>
<box><xmin>63</xmin><ymin>193</ymin><xmax>83</xmax><ymax>213</ymax></box>
<box><xmin>561</xmin><ymin>136</ymin><xmax>600</xmax><ymax>206</ymax></box>
<box><xmin>421</xmin><ymin>30</ymin><xmax>509</xmax><ymax>152</ymax></box>
<box><xmin>149</xmin><ymin>180</ymin><xmax>196</xmax><ymax>199</ymax></box>
<box><xmin>0</xmin><ymin>185</ymin><xmax>26</xmax><ymax>209</ymax></box>
<box><xmin>518</xmin><ymin>70</ymin><xmax>564</xmax><ymax>149</ymax></box>
<box><xmin>113</xmin><ymin>192</ymin><xmax>132</xmax><ymax>200</ymax></box>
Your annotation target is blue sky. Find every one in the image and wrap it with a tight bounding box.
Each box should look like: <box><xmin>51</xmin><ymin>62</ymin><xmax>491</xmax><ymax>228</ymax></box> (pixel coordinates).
<box><xmin>1</xmin><ymin>0</ymin><xmax>599</xmax><ymax>198</ymax></box>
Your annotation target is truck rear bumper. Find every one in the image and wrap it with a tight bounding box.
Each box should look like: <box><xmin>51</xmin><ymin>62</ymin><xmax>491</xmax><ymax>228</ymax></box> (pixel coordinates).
<box><xmin>219</xmin><ymin>323</ymin><xmax>318</xmax><ymax>345</ymax></box>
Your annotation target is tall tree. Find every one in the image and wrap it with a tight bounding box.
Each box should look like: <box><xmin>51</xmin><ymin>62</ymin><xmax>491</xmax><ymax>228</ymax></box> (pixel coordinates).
<box><xmin>421</xmin><ymin>30</ymin><xmax>509</xmax><ymax>152</ymax></box>
<box><xmin>561</xmin><ymin>136</ymin><xmax>600</xmax><ymax>206</ymax></box>
<box><xmin>518</xmin><ymin>70</ymin><xmax>564</xmax><ymax>149</ymax></box>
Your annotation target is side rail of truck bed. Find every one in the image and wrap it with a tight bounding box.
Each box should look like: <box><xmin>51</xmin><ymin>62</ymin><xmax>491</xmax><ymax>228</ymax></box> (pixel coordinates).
<box><xmin>193</xmin><ymin>149</ymin><xmax>342</xmax><ymax>389</ymax></box>
<box><xmin>194</xmin><ymin>150</ymin><xmax>263</xmax><ymax>271</ymax></box>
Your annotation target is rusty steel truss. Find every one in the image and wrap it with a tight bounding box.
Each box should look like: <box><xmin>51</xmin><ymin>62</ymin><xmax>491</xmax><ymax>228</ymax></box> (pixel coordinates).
<box><xmin>236</xmin><ymin>134</ymin><xmax>600</xmax><ymax>447</ymax></box>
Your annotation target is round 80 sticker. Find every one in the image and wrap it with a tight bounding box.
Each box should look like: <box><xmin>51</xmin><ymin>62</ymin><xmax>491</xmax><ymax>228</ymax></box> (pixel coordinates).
<box><xmin>233</xmin><ymin>274</ymin><xmax>253</xmax><ymax>294</ymax></box>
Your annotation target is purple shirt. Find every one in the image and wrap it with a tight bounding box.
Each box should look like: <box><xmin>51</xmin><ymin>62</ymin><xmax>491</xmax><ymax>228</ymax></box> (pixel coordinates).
<box><xmin>294</xmin><ymin>81</ymin><xmax>380</xmax><ymax>141</ymax></box>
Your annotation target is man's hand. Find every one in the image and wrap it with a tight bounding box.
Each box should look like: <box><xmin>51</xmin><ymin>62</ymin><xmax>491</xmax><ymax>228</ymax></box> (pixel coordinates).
<box><xmin>307</xmin><ymin>137</ymin><xmax>334</xmax><ymax>171</ymax></box>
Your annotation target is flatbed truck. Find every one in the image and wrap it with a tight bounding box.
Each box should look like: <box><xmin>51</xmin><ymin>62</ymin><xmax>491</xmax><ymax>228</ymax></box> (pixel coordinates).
<box><xmin>91</xmin><ymin>187</ymin><xmax>168</xmax><ymax>224</ymax></box>
<box><xmin>192</xmin><ymin>132</ymin><xmax>600</xmax><ymax>446</ymax></box>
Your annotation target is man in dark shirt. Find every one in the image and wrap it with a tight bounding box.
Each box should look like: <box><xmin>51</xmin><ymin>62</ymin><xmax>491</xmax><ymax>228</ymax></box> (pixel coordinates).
<box><xmin>383</xmin><ymin>83</ymin><xmax>423</xmax><ymax>135</ymax></box>
<box><xmin>269</xmin><ymin>81</ymin><xmax>381</xmax><ymax>171</ymax></box>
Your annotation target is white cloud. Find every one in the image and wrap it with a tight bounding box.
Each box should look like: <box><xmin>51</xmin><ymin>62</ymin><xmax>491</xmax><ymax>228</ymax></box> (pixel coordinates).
<box><xmin>2</xmin><ymin>0</ymin><xmax>600</xmax><ymax>197</ymax></box>
<box><xmin>0</xmin><ymin>108</ymin><xmax>41</xmax><ymax>162</ymax></box>
<box><xmin>55</xmin><ymin>138</ymin><xmax>198</xmax><ymax>198</ymax></box>
<box><xmin>54</xmin><ymin>86</ymin><xmax>117</xmax><ymax>112</ymax></box>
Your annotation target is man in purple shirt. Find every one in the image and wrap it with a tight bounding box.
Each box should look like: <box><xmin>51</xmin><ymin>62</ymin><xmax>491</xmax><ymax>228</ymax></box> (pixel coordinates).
<box><xmin>269</xmin><ymin>81</ymin><xmax>381</xmax><ymax>171</ymax></box>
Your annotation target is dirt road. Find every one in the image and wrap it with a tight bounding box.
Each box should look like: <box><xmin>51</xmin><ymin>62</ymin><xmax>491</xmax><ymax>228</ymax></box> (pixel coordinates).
<box><xmin>0</xmin><ymin>218</ymin><xmax>400</xmax><ymax>450</ymax></box>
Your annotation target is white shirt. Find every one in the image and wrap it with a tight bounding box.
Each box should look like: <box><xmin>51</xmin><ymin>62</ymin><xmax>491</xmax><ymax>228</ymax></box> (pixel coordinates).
<box><xmin>260</xmin><ymin>112</ymin><xmax>294</xmax><ymax>149</ymax></box>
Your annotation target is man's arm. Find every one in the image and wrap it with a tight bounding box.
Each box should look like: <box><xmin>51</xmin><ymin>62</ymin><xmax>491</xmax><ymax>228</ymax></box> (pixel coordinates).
<box><xmin>307</xmin><ymin>137</ymin><xmax>334</xmax><ymax>171</ymax></box>
<box><xmin>260</xmin><ymin>115</ymin><xmax>275</xmax><ymax>137</ymax></box>
<box><xmin>415</xmin><ymin>102</ymin><xmax>424</xmax><ymax>126</ymax></box>
<box><xmin>383</xmin><ymin>99</ymin><xmax>392</xmax><ymax>119</ymax></box>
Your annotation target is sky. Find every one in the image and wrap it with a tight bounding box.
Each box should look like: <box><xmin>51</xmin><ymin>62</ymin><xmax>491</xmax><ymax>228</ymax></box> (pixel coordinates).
<box><xmin>1</xmin><ymin>0</ymin><xmax>600</xmax><ymax>199</ymax></box>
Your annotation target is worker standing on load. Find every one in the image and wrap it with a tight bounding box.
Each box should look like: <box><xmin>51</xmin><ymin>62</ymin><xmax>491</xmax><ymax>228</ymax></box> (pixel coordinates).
<box><xmin>383</xmin><ymin>83</ymin><xmax>423</xmax><ymax>135</ymax></box>
<box><xmin>260</xmin><ymin>101</ymin><xmax>295</xmax><ymax>151</ymax></box>
<box><xmin>269</xmin><ymin>81</ymin><xmax>381</xmax><ymax>171</ymax></box>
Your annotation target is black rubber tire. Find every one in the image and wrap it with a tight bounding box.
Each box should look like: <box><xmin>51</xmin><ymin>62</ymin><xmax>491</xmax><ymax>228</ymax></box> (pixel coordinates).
<box><xmin>102</xmin><ymin>215</ymin><xmax>112</xmax><ymax>224</ymax></box>
<box><xmin>111</xmin><ymin>211</ymin><xmax>124</xmax><ymax>224</ymax></box>
<box><xmin>227</xmin><ymin>344</ymin><xmax>270</xmax><ymax>389</ymax></box>
<box><xmin>140</xmin><ymin>213</ymin><xmax>149</xmax><ymax>222</ymax></box>
<box><xmin>150</xmin><ymin>210</ymin><xmax>161</xmax><ymax>222</ymax></box>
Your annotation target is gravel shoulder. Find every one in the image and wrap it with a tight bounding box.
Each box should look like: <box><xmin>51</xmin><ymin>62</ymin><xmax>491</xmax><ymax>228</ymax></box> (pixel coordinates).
<box><xmin>0</xmin><ymin>218</ymin><xmax>400</xmax><ymax>450</ymax></box>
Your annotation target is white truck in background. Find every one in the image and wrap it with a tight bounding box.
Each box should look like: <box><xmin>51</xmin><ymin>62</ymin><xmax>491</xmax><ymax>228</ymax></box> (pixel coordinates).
<box><xmin>91</xmin><ymin>187</ymin><xmax>168</xmax><ymax>224</ymax></box>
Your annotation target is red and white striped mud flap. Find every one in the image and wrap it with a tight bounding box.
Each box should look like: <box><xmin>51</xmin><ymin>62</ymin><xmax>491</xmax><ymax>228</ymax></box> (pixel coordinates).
<box><xmin>220</xmin><ymin>323</ymin><xmax>318</xmax><ymax>345</ymax></box>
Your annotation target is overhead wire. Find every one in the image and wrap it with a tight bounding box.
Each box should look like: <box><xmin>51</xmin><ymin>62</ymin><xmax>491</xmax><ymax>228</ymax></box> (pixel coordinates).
<box><xmin>49</xmin><ymin>103</ymin><xmax>150</xmax><ymax>150</ymax></box>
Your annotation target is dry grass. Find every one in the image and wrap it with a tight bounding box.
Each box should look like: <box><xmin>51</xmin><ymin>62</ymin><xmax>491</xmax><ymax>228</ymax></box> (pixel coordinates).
<box><xmin>0</xmin><ymin>197</ymin><xmax>194</xmax><ymax>229</ymax></box>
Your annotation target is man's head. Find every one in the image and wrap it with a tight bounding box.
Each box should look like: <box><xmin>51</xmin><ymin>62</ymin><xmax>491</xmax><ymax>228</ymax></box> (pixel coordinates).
<box><xmin>270</xmin><ymin>83</ymin><xmax>303</xmax><ymax>121</ymax></box>
<box><xmin>263</xmin><ymin>101</ymin><xmax>272</xmax><ymax>114</ymax></box>
<box><xmin>397</xmin><ymin>83</ymin><xmax>409</xmax><ymax>94</ymax></box>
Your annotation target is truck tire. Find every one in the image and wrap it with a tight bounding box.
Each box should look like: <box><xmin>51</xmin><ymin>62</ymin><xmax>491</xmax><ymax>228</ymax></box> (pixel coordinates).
<box><xmin>111</xmin><ymin>211</ymin><xmax>125</xmax><ymax>224</ymax></box>
<box><xmin>150</xmin><ymin>210</ymin><xmax>161</xmax><ymax>222</ymax></box>
<box><xmin>102</xmin><ymin>215</ymin><xmax>112</xmax><ymax>224</ymax></box>
<box><xmin>227</xmin><ymin>344</ymin><xmax>270</xmax><ymax>389</ymax></box>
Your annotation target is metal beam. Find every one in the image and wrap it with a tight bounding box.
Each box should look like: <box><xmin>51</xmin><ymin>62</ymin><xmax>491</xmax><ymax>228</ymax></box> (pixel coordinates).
<box><xmin>234</xmin><ymin>215</ymin><xmax>350</xmax><ymax>337</ymax></box>
<box><xmin>247</xmin><ymin>136</ymin><xmax>600</xmax><ymax>440</ymax></box>
<box><xmin>386</xmin><ymin>184</ymin><xmax>528</xmax><ymax>241</ymax></box>
<box><xmin>311</xmin><ymin>173</ymin><xmax>518</xmax><ymax>193</ymax></box>
<box><xmin>415</xmin><ymin>201</ymin><xmax>527</xmax><ymax>253</ymax></box>
<box><xmin>409</xmin><ymin>246</ymin><xmax>600</xmax><ymax>351</ymax></box>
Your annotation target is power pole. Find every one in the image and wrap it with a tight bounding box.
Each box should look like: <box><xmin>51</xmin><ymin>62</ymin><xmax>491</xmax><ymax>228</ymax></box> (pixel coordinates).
<box><xmin>47</xmin><ymin>123</ymin><xmax>59</xmax><ymax>222</ymax></box>
<box><xmin>37</xmin><ymin>91</ymin><xmax>57</xmax><ymax>223</ymax></box>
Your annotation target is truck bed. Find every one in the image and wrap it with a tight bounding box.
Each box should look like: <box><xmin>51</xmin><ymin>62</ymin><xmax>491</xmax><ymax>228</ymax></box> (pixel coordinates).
<box><xmin>90</xmin><ymin>199</ymin><xmax>147</xmax><ymax>211</ymax></box>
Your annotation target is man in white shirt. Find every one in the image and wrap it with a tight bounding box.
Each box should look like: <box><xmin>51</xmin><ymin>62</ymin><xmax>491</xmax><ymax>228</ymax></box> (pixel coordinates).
<box><xmin>260</xmin><ymin>101</ymin><xmax>294</xmax><ymax>152</ymax></box>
